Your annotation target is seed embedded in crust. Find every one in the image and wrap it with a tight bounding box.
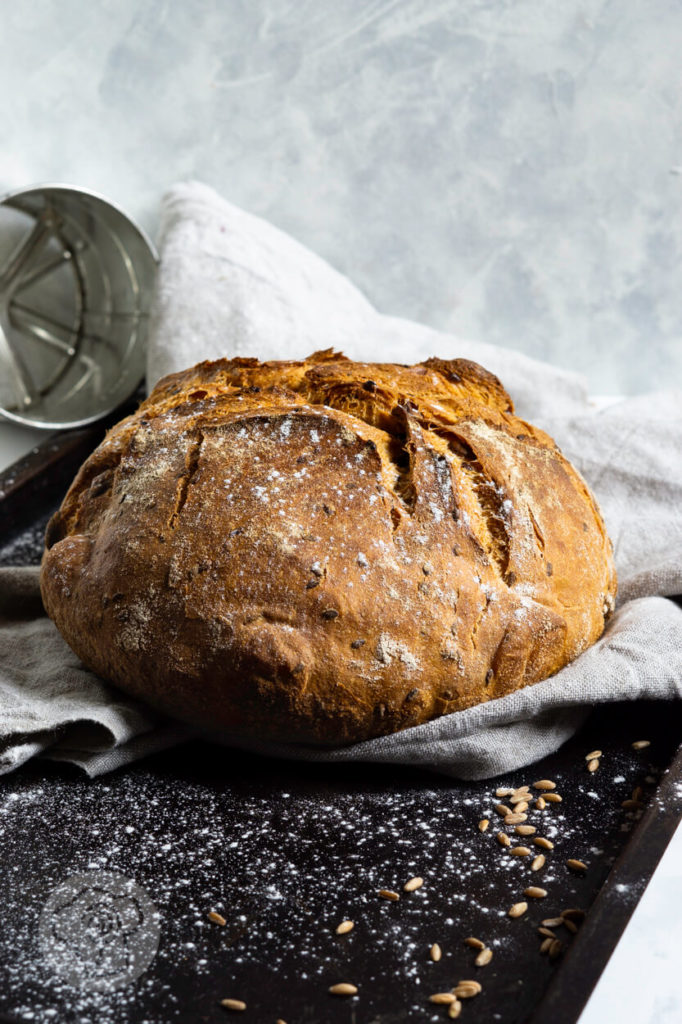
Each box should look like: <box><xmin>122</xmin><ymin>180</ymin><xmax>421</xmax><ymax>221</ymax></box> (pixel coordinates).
<box><xmin>430</xmin><ymin>943</ymin><xmax>442</xmax><ymax>962</ymax></box>
<box><xmin>538</xmin><ymin>926</ymin><xmax>556</xmax><ymax>938</ymax></box>
<box><xmin>585</xmin><ymin>750</ymin><xmax>602</xmax><ymax>761</ymax></box>
<box><xmin>540</xmin><ymin>937</ymin><xmax>553</xmax><ymax>954</ymax></box>
<box><xmin>208</xmin><ymin>911</ymin><xmax>227</xmax><ymax>926</ymax></box>
<box><xmin>567</xmin><ymin>859</ymin><xmax>587</xmax><ymax>872</ymax></box>
<box><xmin>632</xmin><ymin>740</ymin><xmax>651</xmax><ymax>750</ymax></box>
<box><xmin>220</xmin><ymin>999</ymin><xmax>246</xmax><ymax>1011</ymax></box>
<box><xmin>533</xmin><ymin>780</ymin><xmax>556</xmax><ymax>791</ymax></box>
<box><xmin>524</xmin><ymin>886</ymin><xmax>548</xmax><ymax>899</ymax></box>
<box><xmin>531</xmin><ymin>854</ymin><xmax>546</xmax><ymax>871</ymax></box>
<box><xmin>478</xmin><ymin>819</ymin><xmax>490</xmax><ymax>832</ymax></box>
<box><xmin>329</xmin><ymin>983</ymin><xmax>358</xmax><ymax>996</ymax></box>
<box><xmin>549</xmin><ymin>939</ymin><xmax>563</xmax><ymax>959</ymax></box>
<box><xmin>497</xmin><ymin>832</ymin><xmax>511</xmax><ymax>847</ymax></box>
<box><xmin>511</xmin><ymin>846</ymin><xmax>531</xmax><ymax>857</ymax></box>
<box><xmin>475</xmin><ymin>947</ymin><xmax>493</xmax><ymax>967</ymax></box>
<box><xmin>453</xmin><ymin>980</ymin><xmax>482</xmax><ymax>998</ymax></box>
<box><xmin>534</xmin><ymin>836</ymin><xmax>554</xmax><ymax>850</ymax></box>
<box><xmin>448</xmin><ymin>999</ymin><xmax>463</xmax><ymax>1019</ymax></box>
<box><xmin>587</xmin><ymin>759</ymin><xmax>599</xmax><ymax>773</ymax></box>
<box><xmin>404</xmin><ymin>876</ymin><xmax>424</xmax><ymax>892</ymax></box>
<box><xmin>535</xmin><ymin>797</ymin><xmax>547</xmax><ymax>810</ymax></box>
<box><xmin>515</xmin><ymin>824</ymin><xmax>536</xmax><ymax>836</ymax></box>
<box><xmin>508</xmin><ymin>901</ymin><xmax>528</xmax><ymax>918</ymax></box>
<box><xmin>496</xmin><ymin>803</ymin><xmax>513</xmax><ymax>817</ymax></box>
<box><xmin>429</xmin><ymin>992</ymin><xmax>456</xmax><ymax>1005</ymax></box>
<box><xmin>544</xmin><ymin>793</ymin><xmax>562</xmax><ymax>803</ymax></box>
<box><xmin>464</xmin><ymin>937</ymin><xmax>485</xmax><ymax>950</ymax></box>
<box><xmin>378</xmin><ymin>889</ymin><xmax>400</xmax><ymax>901</ymax></box>
<box><xmin>336</xmin><ymin>920</ymin><xmax>354</xmax><ymax>935</ymax></box>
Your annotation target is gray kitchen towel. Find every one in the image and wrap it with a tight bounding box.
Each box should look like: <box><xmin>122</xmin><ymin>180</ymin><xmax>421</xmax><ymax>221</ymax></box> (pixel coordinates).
<box><xmin>1</xmin><ymin>179</ymin><xmax>681</xmax><ymax>779</ymax></box>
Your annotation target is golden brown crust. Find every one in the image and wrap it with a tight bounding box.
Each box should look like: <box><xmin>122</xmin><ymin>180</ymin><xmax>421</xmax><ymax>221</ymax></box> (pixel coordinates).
<box><xmin>40</xmin><ymin>351</ymin><xmax>617</xmax><ymax>745</ymax></box>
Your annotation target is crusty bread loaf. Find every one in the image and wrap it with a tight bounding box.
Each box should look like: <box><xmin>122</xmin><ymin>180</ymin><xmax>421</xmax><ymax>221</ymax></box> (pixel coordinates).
<box><xmin>41</xmin><ymin>351</ymin><xmax>616</xmax><ymax>745</ymax></box>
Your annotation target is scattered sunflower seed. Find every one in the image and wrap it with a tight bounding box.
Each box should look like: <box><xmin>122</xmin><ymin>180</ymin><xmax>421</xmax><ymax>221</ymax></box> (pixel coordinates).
<box><xmin>378</xmin><ymin>889</ymin><xmax>400</xmax><ymax>901</ymax></box>
<box><xmin>544</xmin><ymin>793</ymin><xmax>563</xmax><ymax>803</ymax></box>
<box><xmin>497</xmin><ymin>832</ymin><xmax>511</xmax><ymax>847</ymax></box>
<box><xmin>329</xmin><ymin>983</ymin><xmax>358</xmax><ymax>996</ymax></box>
<box><xmin>561</xmin><ymin>908</ymin><xmax>586</xmax><ymax>921</ymax></box>
<box><xmin>404</xmin><ymin>876</ymin><xmax>424</xmax><ymax>892</ymax></box>
<box><xmin>585</xmin><ymin>750</ymin><xmax>602</xmax><ymax>761</ymax></box>
<box><xmin>540</xmin><ymin>937</ymin><xmax>553</xmax><ymax>954</ymax></box>
<box><xmin>563</xmin><ymin>918</ymin><xmax>579</xmax><ymax>934</ymax></box>
<box><xmin>220</xmin><ymin>999</ymin><xmax>246</xmax><ymax>1011</ymax></box>
<box><xmin>541</xmin><ymin>917</ymin><xmax>565</xmax><ymax>927</ymax></box>
<box><xmin>511</xmin><ymin>846</ymin><xmax>531</xmax><ymax>857</ymax></box>
<box><xmin>453</xmin><ymin>980</ymin><xmax>482</xmax><ymax>998</ymax></box>
<box><xmin>495</xmin><ymin>787</ymin><xmax>513</xmax><ymax>798</ymax></box>
<box><xmin>430</xmin><ymin>943</ymin><xmax>442</xmax><ymax>962</ymax></box>
<box><xmin>508</xmin><ymin>901</ymin><xmax>528</xmax><ymax>918</ymax></box>
<box><xmin>464</xmin><ymin>937</ymin><xmax>485</xmax><ymax>950</ymax></box>
<box><xmin>549</xmin><ymin>939</ymin><xmax>563</xmax><ymax>959</ymax></box>
<box><xmin>533</xmin><ymin>780</ymin><xmax>556</xmax><ymax>791</ymax></box>
<box><xmin>538</xmin><ymin>926</ymin><xmax>556</xmax><ymax>938</ymax></box>
<box><xmin>429</xmin><ymin>992</ymin><xmax>456</xmax><ymax>1005</ymax></box>
<box><xmin>496</xmin><ymin>803</ymin><xmax>513</xmax><ymax>817</ymax></box>
<box><xmin>632</xmin><ymin>740</ymin><xmax>651</xmax><ymax>750</ymax></box>
<box><xmin>524</xmin><ymin>886</ymin><xmax>548</xmax><ymax>899</ymax></box>
<box><xmin>567</xmin><ymin>859</ymin><xmax>587</xmax><ymax>872</ymax></box>
<box><xmin>475</xmin><ymin>947</ymin><xmax>493</xmax><ymax>967</ymax></box>
<box><xmin>534</xmin><ymin>836</ymin><xmax>554</xmax><ymax>850</ymax></box>
<box><xmin>535</xmin><ymin>797</ymin><xmax>547</xmax><ymax>810</ymax></box>
<box><xmin>208</xmin><ymin>911</ymin><xmax>227</xmax><ymax>926</ymax></box>
<box><xmin>448</xmin><ymin>999</ymin><xmax>463</xmax><ymax>1019</ymax></box>
<box><xmin>622</xmin><ymin>799</ymin><xmax>643</xmax><ymax>810</ymax></box>
<box><xmin>632</xmin><ymin>786</ymin><xmax>643</xmax><ymax>802</ymax></box>
<box><xmin>531</xmin><ymin>854</ymin><xmax>546</xmax><ymax>871</ymax></box>
<box><xmin>587</xmin><ymin>759</ymin><xmax>600</xmax><ymax>773</ymax></box>
<box><xmin>516</xmin><ymin>824</ymin><xmax>536</xmax><ymax>836</ymax></box>
<box><xmin>336</xmin><ymin>920</ymin><xmax>354</xmax><ymax>935</ymax></box>
<box><xmin>505</xmin><ymin>813</ymin><xmax>528</xmax><ymax>825</ymax></box>
<box><xmin>478</xmin><ymin>819</ymin><xmax>490</xmax><ymax>832</ymax></box>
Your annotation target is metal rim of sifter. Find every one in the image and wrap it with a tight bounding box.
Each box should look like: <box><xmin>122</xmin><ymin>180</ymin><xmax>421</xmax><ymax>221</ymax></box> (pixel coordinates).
<box><xmin>0</xmin><ymin>182</ymin><xmax>158</xmax><ymax>430</ymax></box>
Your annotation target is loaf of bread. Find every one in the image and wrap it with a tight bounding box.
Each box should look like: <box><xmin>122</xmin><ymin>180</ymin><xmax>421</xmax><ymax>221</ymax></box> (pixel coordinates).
<box><xmin>41</xmin><ymin>351</ymin><xmax>616</xmax><ymax>745</ymax></box>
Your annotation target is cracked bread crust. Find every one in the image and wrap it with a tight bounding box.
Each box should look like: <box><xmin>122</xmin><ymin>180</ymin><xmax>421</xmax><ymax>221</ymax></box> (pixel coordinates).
<box><xmin>40</xmin><ymin>350</ymin><xmax>617</xmax><ymax>746</ymax></box>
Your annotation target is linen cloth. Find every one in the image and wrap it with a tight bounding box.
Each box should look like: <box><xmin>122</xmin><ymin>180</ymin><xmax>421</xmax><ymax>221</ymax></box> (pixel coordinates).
<box><xmin>1</xmin><ymin>180</ymin><xmax>681</xmax><ymax>779</ymax></box>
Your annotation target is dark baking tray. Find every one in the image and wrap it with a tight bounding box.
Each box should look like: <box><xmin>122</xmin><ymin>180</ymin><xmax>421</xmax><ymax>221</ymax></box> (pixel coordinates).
<box><xmin>1</xmin><ymin>424</ymin><xmax>681</xmax><ymax>1024</ymax></box>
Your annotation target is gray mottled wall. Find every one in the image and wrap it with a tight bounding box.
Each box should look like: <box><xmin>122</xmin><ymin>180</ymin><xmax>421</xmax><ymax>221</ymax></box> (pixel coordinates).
<box><xmin>2</xmin><ymin>0</ymin><xmax>681</xmax><ymax>393</ymax></box>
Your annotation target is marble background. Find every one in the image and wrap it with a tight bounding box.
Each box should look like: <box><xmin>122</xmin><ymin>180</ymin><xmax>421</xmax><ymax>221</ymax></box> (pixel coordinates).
<box><xmin>1</xmin><ymin>0</ymin><xmax>681</xmax><ymax>393</ymax></box>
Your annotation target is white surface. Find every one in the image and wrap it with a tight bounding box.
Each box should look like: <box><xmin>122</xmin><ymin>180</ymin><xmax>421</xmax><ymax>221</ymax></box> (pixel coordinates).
<box><xmin>2</xmin><ymin>1</ymin><xmax>682</xmax><ymax>394</ymax></box>
<box><xmin>579</xmin><ymin>819</ymin><xmax>682</xmax><ymax>1024</ymax></box>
